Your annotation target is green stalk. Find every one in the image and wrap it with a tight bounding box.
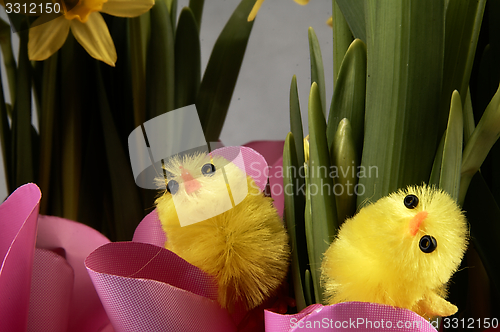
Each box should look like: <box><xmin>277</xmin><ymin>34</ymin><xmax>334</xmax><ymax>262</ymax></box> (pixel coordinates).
<box><xmin>129</xmin><ymin>13</ymin><xmax>150</xmax><ymax>127</ymax></box>
<box><xmin>307</xmin><ymin>82</ymin><xmax>338</xmax><ymax>304</ymax></box>
<box><xmin>459</xmin><ymin>84</ymin><xmax>500</xmax><ymax>206</ymax></box>
<box><xmin>331</xmin><ymin>118</ymin><xmax>357</xmax><ymax>223</ymax></box>
<box><xmin>147</xmin><ymin>1</ymin><xmax>175</xmax><ymax>119</ymax></box>
<box><xmin>60</xmin><ymin>34</ymin><xmax>82</xmax><ymax>220</ymax></box>
<box><xmin>12</xmin><ymin>27</ymin><xmax>34</xmax><ymax>189</ymax></box>
<box><xmin>174</xmin><ymin>7</ymin><xmax>201</xmax><ymax>109</ymax></box>
<box><xmin>327</xmin><ymin>38</ymin><xmax>366</xmax><ymax>157</ymax></box>
<box><xmin>189</xmin><ymin>0</ymin><xmax>205</xmax><ymax>31</ymax></box>
<box><xmin>439</xmin><ymin>90</ymin><xmax>463</xmax><ymax>202</ymax></box>
<box><xmin>308</xmin><ymin>27</ymin><xmax>326</xmax><ymax>117</ymax></box>
<box><xmin>38</xmin><ymin>53</ymin><xmax>58</xmax><ymax>214</ymax></box>
<box><xmin>283</xmin><ymin>132</ymin><xmax>307</xmax><ymax>310</ymax></box>
<box><xmin>0</xmin><ymin>18</ymin><xmax>17</xmax><ymax>106</ymax></box>
<box><xmin>332</xmin><ymin>0</ymin><xmax>352</xmax><ymax>83</ymax></box>
<box><xmin>0</xmin><ymin>50</ymin><xmax>11</xmax><ymax>193</ymax></box>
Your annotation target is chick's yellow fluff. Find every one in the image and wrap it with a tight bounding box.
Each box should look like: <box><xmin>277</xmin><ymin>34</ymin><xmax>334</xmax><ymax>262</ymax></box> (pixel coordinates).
<box><xmin>155</xmin><ymin>152</ymin><xmax>290</xmax><ymax>310</ymax></box>
<box><xmin>321</xmin><ymin>185</ymin><xmax>468</xmax><ymax>319</ymax></box>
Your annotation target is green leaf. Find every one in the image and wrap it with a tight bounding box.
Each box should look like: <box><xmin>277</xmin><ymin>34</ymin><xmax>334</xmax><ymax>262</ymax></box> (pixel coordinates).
<box><xmin>335</xmin><ymin>0</ymin><xmax>366</xmax><ymax>42</ymax></box>
<box><xmin>460</xmin><ymin>83</ymin><xmax>500</xmax><ymax>205</ymax></box>
<box><xmin>290</xmin><ymin>75</ymin><xmax>305</xmax><ymax>169</ymax></box>
<box><xmin>0</xmin><ymin>18</ymin><xmax>16</xmax><ymax>106</ymax></box>
<box><xmin>304</xmin><ymin>166</ymin><xmax>316</xmax><ymax>303</ymax></box>
<box><xmin>439</xmin><ymin>90</ymin><xmax>463</xmax><ymax>202</ymax></box>
<box><xmin>463</xmin><ymin>87</ymin><xmax>475</xmax><ymax>145</ymax></box>
<box><xmin>327</xmin><ymin>38</ymin><xmax>366</xmax><ymax>156</ymax></box>
<box><xmin>288</xmin><ymin>76</ymin><xmax>308</xmax><ymax>306</ymax></box>
<box><xmin>189</xmin><ymin>0</ymin><xmax>204</xmax><ymax>30</ymax></box>
<box><xmin>429</xmin><ymin>131</ymin><xmax>445</xmax><ymax>188</ymax></box>
<box><xmin>358</xmin><ymin>0</ymin><xmax>445</xmax><ymax>205</ymax></box>
<box><xmin>462</xmin><ymin>173</ymin><xmax>500</xmax><ymax>297</ymax></box>
<box><xmin>60</xmin><ymin>34</ymin><xmax>82</xmax><ymax>220</ymax></box>
<box><xmin>129</xmin><ymin>12</ymin><xmax>151</xmax><ymax>127</ymax></box>
<box><xmin>331</xmin><ymin>118</ymin><xmax>357</xmax><ymax>223</ymax></box>
<box><xmin>0</xmin><ymin>49</ymin><xmax>10</xmax><ymax>194</ymax></box>
<box><xmin>174</xmin><ymin>7</ymin><xmax>201</xmax><ymax>109</ymax></box>
<box><xmin>441</xmin><ymin>0</ymin><xmax>486</xmax><ymax>126</ymax></box>
<box><xmin>196</xmin><ymin>0</ymin><xmax>254</xmax><ymax>141</ymax></box>
<box><xmin>96</xmin><ymin>64</ymin><xmax>144</xmax><ymax>241</ymax></box>
<box><xmin>38</xmin><ymin>53</ymin><xmax>58</xmax><ymax>214</ymax></box>
<box><xmin>170</xmin><ymin>0</ymin><xmax>177</xmax><ymax>31</ymax></box>
<box><xmin>304</xmin><ymin>269</ymin><xmax>314</xmax><ymax>305</ymax></box>
<box><xmin>12</xmin><ymin>27</ymin><xmax>34</xmax><ymax>189</ymax></box>
<box><xmin>475</xmin><ymin>45</ymin><xmax>499</xmax><ymax>119</ymax></box>
<box><xmin>163</xmin><ymin>0</ymin><xmax>177</xmax><ymax>32</ymax></box>
<box><xmin>283</xmin><ymin>132</ymin><xmax>307</xmax><ymax>311</ymax></box>
<box><xmin>332</xmin><ymin>0</ymin><xmax>353</xmax><ymax>83</ymax></box>
<box><xmin>147</xmin><ymin>1</ymin><xmax>175</xmax><ymax>119</ymax></box>
<box><xmin>307</xmin><ymin>82</ymin><xmax>338</xmax><ymax>304</ymax></box>
<box><xmin>308</xmin><ymin>27</ymin><xmax>326</xmax><ymax>117</ymax></box>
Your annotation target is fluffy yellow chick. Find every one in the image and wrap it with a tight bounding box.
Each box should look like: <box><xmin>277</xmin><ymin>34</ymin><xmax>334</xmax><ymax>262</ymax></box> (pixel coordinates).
<box><xmin>155</xmin><ymin>151</ymin><xmax>290</xmax><ymax>310</ymax></box>
<box><xmin>321</xmin><ymin>185</ymin><xmax>468</xmax><ymax>319</ymax></box>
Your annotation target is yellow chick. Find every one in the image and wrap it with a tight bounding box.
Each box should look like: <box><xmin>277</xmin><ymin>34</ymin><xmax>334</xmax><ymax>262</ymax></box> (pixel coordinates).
<box><xmin>155</xmin><ymin>151</ymin><xmax>290</xmax><ymax>310</ymax></box>
<box><xmin>321</xmin><ymin>185</ymin><xmax>468</xmax><ymax>319</ymax></box>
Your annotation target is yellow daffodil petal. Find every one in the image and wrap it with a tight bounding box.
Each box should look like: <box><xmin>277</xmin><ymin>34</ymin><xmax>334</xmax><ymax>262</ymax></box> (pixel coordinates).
<box><xmin>248</xmin><ymin>0</ymin><xmax>309</xmax><ymax>21</ymax></box>
<box><xmin>29</xmin><ymin>15</ymin><xmax>70</xmax><ymax>61</ymax></box>
<box><xmin>71</xmin><ymin>12</ymin><xmax>116</xmax><ymax>66</ymax></box>
<box><xmin>101</xmin><ymin>0</ymin><xmax>154</xmax><ymax>17</ymax></box>
<box><xmin>326</xmin><ymin>16</ymin><xmax>332</xmax><ymax>27</ymax></box>
<box><xmin>247</xmin><ymin>0</ymin><xmax>265</xmax><ymax>22</ymax></box>
<box><xmin>65</xmin><ymin>0</ymin><xmax>107</xmax><ymax>23</ymax></box>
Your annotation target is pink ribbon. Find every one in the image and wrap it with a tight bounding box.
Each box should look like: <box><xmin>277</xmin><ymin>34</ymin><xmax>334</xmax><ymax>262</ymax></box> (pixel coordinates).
<box><xmin>265</xmin><ymin>302</ymin><xmax>438</xmax><ymax>332</ymax></box>
<box><xmin>85</xmin><ymin>242</ymin><xmax>237</xmax><ymax>332</ymax></box>
<box><xmin>33</xmin><ymin>215</ymin><xmax>111</xmax><ymax>332</ymax></box>
<box><xmin>0</xmin><ymin>183</ymin><xmax>112</xmax><ymax>332</ymax></box>
<box><xmin>0</xmin><ymin>183</ymin><xmax>41</xmax><ymax>332</ymax></box>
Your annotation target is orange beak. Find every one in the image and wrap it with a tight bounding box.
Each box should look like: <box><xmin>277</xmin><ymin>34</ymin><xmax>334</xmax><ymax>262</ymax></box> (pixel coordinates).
<box><xmin>180</xmin><ymin>166</ymin><xmax>201</xmax><ymax>194</ymax></box>
<box><xmin>409</xmin><ymin>211</ymin><xmax>428</xmax><ymax>236</ymax></box>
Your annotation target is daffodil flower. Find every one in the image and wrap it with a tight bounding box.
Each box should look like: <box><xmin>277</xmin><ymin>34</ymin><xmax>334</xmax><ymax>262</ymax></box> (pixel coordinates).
<box><xmin>28</xmin><ymin>0</ymin><xmax>154</xmax><ymax>66</ymax></box>
<box><xmin>326</xmin><ymin>16</ymin><xmax>332</xmax><ymax>27</ymax></box>
<box><xmin>247</xmin><ymin>0</ymin><xmax>309</xmax><ymax>22</ymax></box>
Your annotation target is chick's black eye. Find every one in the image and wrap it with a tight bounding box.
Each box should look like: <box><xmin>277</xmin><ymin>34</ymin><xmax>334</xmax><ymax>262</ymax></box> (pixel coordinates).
<box><xmin>201</xmin><ymin>163</ymin><xmax>216</xmax><ymax>176</ymax></box>
<box><xmin>404</xmin><ymin>194</ymin><xmax>419</xmax><ymax>209</ymax></box>
<box><xmin>419</xmin><ymin>235</ymin><xmax>437</xmax><ymax>253</ymax></box>
<box><xmin>167</xmin><ymin>180</ymin><xmax>179</xmax><ymax>195</ymax></box>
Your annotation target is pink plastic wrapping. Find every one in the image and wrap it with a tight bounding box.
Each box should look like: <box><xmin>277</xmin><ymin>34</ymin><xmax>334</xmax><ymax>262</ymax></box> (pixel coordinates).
<box><xmin>265</xmin><ymin>302</ymin><xmax>437</xmax><ymax>332</ymax></box>
<box><xmin>86</xmin><ymin>242</ymin><xmax>237</xmax><ymax>332</ymax></box>
<box><xmin>0</xmin><ymin>183</ymin><xmax>112</xmax><ymax>332</ymax></box>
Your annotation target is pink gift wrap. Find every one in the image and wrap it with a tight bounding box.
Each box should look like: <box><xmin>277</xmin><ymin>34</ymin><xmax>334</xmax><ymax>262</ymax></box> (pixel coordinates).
<box><xmin>0</xmin><ymin>183</ymin><xmax>41</xmax><ymax>332</ymax></box>
<box><xmin>265</xmin><ymin>302</ymin><xmax>438</xmax><ymax>332</ymax></box>
<box><xmin>86</xmin><ymin>242</ymin><xmax>237</xmax><ymax>332</ymax></box>
<box><xmin>0</xmin><ymin>183</ymin><xmax>112</xmax><ymax>332</ymax></box>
